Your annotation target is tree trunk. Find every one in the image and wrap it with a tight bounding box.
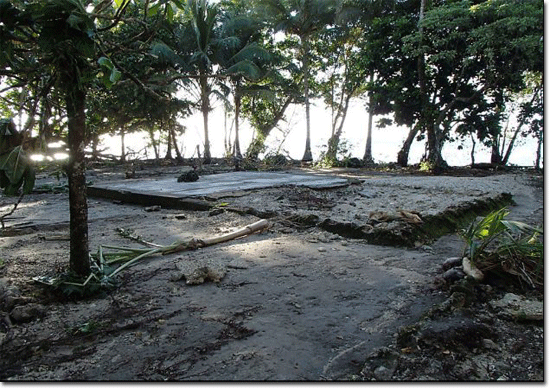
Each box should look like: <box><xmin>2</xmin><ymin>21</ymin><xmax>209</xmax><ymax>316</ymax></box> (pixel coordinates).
<box><xmin>397</xmin><ymin>124</ymin><xmax>419</xmax><ymax>167</ymax></box>
<box><xmin>65</xmin><ymin>86</ymin><xmax>90</xmax><ymax>277</ymax></box>
<box><xmin>234</xmin><ymin>84</ymin><xmax>242</xmax><ymax>159</ymax></box>
<box><xmin>120</xmin><ymin>125</ymin><xmax>126</xmax><ymax>163</ymax></box>
<box><xmin>148</xmin><ymin>128</ymin><xmax>159</xmax><ymax>161</ymax></box>
<box><xmin>363</xmin><ymin>73</ymin><xmax>375</xmax><ymax>164</ymax></box>
<box><xmin>91</xmin><ymin>133</ymin><xmax>100</xmax><ymax>161</ymax></box>
<box><xmin>501</xmin><ymin>86</ymin><xmax>541</xmax><ymax>165</ymax></box>
<box><xmin>490</xmin><ymin>138</ymin><xmax>502</xmax><ymax>165</ymax></box>
<box><xmin>301</xmin><ymin>34</ymin><xmax>313</xmax><ymax>162</ymax></box>
<box><xmin>200</xmin><ymin>73</ymin><xmax>212</xmax><ymax>164</ymax></box>
<box><xmin>326</xmin><ymin>93</ymin><xmax>352</xmax><ymax>163</ymax></box>
<box><xmin>165</xmin><ymin>123</ymin><xmax>173</xmax><ymax>160</ymax></box>
<box><xmin>39</xmin><ymin>96</ymin><xmax>53</xmax><ymax>152</ymax></box>
<box><xmin>535</xmin><ymin>132</ymin><xmax>542</xmax><ymax>170</ymax></box>
<box><xmin>470</xmin><ymin>133</ymin><xmax>476</xmax><ymax>167</ymax></box>
<box><xmin>171</xmin><ymin>127</ymin><xmax>183</xmax><ymax>162</ymax></box>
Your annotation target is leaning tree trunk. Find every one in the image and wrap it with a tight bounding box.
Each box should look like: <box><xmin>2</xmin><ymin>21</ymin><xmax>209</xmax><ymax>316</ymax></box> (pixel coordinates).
<box><xmin>65</xmin><ymin>85</ymin><xmax>90</xmax><ymax>277</ymax></box>
<box><xmin>397</xmin><ymin>124</ymin><xmax>419</xmax><ymax>167</ymax></box>
<box><xmin>301</xmin><ymin>34</ymin><xmax>313</xmax><ymax>162</ymax></box>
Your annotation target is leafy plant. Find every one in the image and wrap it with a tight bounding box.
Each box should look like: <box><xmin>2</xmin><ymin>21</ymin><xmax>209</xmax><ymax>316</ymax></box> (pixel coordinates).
<box><xmin>460</xmin><ymin>207</ymin><xmax>543</xmax><ymax>289</ymax></box>
<box><xmin>0</xmin><ymin>119</ymin><xmax>35</xmax><ymax>196</ymax></box>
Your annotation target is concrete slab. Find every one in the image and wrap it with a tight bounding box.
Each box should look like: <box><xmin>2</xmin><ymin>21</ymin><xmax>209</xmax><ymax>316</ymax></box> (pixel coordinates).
<box><xmin>88</xmin><ymin>171</ymin><xmax>349</xmax><ymax>201</ymax></box>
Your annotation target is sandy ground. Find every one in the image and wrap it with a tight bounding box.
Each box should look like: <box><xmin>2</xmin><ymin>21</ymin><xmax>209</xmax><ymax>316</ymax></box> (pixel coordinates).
<box><xmin>0</xmin><ymin>164</ymin><xmax>544</xmax><ymax>381</ymax></box>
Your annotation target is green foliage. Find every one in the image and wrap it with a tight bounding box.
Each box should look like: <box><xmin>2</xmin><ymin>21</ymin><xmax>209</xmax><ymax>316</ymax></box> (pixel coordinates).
<box><xmin>315</xmin><ymin>138</ymin><xmax>352</xmax><ymax>168</ymax></box>
<box><xmin>419</xmin><ymin>160</ymin><xmax>434</xmax><ymax>172</ymax></box>
<box><xmin>0</xmin><ymin>119</ymin><xmax>35</xmax><ymax>195</ymax></box>
<box><xmin>97</xmin><ymin>57</ymin><xmax>122</xmax><ymax>88</ymax></box>
<box><xmin>460</xmin><ymin>208</ymin><xmax>543</xmax><ymax>289</ymax></box>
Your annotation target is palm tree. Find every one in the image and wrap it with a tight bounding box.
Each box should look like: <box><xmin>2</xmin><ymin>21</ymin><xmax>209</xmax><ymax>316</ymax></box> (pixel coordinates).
<box><xmin>216</xmin><ymin>7</ymin><xmax>271</xmax><ymax>159</ymax></box>
<box><xmin>258</xmin><ymin>0</ymin><xmax>337</xmax><ymax>162</ymax></box>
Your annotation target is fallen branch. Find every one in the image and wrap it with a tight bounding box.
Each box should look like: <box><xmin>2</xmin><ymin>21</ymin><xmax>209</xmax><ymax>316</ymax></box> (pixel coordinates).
<box><xmin>163</xmin><ymin>219</ymin><xmax>269</xmax><ymax>254</ymax></box>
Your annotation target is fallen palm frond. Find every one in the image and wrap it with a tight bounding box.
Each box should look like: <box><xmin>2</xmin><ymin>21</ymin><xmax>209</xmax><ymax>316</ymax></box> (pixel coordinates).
<box><xmin>460</xmin><ymin>208</ymin><xmax>543</xmax><ymax>289</ymax></box>
<box><xmin>34</xmin><ymin>219</ymin><xmax>269</xmax><ymax>296</ymax></box>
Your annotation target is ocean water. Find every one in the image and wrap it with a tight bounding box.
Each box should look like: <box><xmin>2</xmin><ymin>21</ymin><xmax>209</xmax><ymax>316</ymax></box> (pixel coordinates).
<box><xmin>98</xmin><ymin>100</ymin><xmax>542</xmax><ymax>168</ymax></box>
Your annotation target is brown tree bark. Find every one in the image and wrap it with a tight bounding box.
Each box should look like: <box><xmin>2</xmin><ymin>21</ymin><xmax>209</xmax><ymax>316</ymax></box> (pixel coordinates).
<box><xmin>234</xmin><ymin>83</ymin><xmax>242</xmax><ymax>159</ymax></box>
<box><xmin>363</xmin><ymin>73</ymin><xmax>375</xmax><ymax>165</ymax></box>
<box><xmin>301</xmin><ymin>34</ymin><xmax>313</xmax><ymax>162</ymax></box>
<box><xmin>65</xmin><ymin>85</ymin><xmax>90</xmax><ymax>277</ymax></box>
<box><xmin>199</xmin><ymin>73</ymin><xmax>212</xmax><ymax>164</ymax></box>
<box><xmin>396</xmin><ymin>124</ymin><xmax>419</xmax><ymax>167</ymax></box>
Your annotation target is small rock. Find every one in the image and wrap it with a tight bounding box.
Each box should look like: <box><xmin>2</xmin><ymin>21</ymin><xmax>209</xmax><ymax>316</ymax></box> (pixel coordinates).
<box><xmin>318</xmin><ymin>247</ymin><xmax>326</xmax><ymax>252</ymax></box>
<box><xmin>209</xmin><ymin>208</ymin><xmax>225</xmax><ymax>216</ymax></box>
<box><xmin>442</xmin><ymin>257</ymin><xmax>462</xmax><ymax>271</ymax></box>
<box><xmin>144</xmin><ymin>205</ymin><xmax>161</xmax><ymax>212</ymax></box>
<box><xmin>482</xmin><ymin>338</ymin><xmax>499</xmax><ymax>350</ymax></box>
<box><xmin>177</xmin><ymin>170</ymin><xmax>199</xmax><ymax>182</ymax></box>
<box><xmin>442</xmin><ymin>267</ymin><xmax>465</xmax><ymax>282</ymax></box>
<box><xmin>174</xmin><ymin>214</ymin><xmax>187</xmax><ymax>220</ymax></box>
<box><xmin>359</xmin><ymin>347</ymin><xmax>399</xmax><ymax>381</ymax></box>
<box><xmin>373</xmin><ymin>366</ymin><xmax>390</xmax><ymax>381</ymax></box>
<box><xmin>462</xmin><ymin>257</ymin><xmax>484</xmax><ymax>281</ymax></box>
<box><xmin>10</xmin><ymin>303</ymin><xmax>45</xmax><ymax>323</ymax></box>
<box><xmin>489</xmin><ymin>293</ymin><xmax>543</xmax><ymax>321</ymax></box>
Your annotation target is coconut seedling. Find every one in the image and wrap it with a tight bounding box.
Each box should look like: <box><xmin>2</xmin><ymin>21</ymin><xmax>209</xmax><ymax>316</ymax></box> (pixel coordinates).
<box><xmin>460</xmin><ymin>207</ymin><xmax>543</xmax><ymax>289</ymax></box>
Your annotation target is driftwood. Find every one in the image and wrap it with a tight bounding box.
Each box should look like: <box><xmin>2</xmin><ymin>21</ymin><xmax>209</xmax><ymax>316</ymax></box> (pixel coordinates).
<box><xmin>163</xmin><ymin>219</ymin><xmax>269</xmax><ymax>255</ymax></box>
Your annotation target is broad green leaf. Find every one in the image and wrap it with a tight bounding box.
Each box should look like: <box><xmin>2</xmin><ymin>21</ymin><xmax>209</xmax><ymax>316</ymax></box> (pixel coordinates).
<box><xmin>98</xmin><ymin>56</ymin><xmax>114</xmax><ymax>70</ymax></box>
<box><xmin>110</xmin><ymin>68</ymin><xmax>122</xmax><ymax>84</ymax></box>
<box><xmin>0</xmin><ymin>146</ymin><xmax>26</xmax><ymax>184</ymax></box>
<box><xmin>147</xmin><ymin>3</ymin><xmax>160</xmax><ymax>17</ymax></box>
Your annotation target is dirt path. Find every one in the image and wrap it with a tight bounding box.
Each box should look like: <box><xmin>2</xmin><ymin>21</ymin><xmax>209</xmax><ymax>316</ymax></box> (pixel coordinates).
<box><xmin>0</xmin><ymin>166</ymin><xmax>543</xmax><ymax>381</ymax></box>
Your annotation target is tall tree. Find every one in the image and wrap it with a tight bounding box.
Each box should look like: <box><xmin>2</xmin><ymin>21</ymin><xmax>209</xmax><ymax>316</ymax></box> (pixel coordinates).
<box><xmin>259</xmin><ymin>0</ymin><xmax>337</xmax><ymax>162</ymax></box>
<box><xmin>0</xmin><ymin>0</ymin><xmax>183</xmax><ymax>277</ymax></box>
<box><xmin>317</xmin><ymin>23</ymin><xmax>368</xmax><ymax>165</ymax></box>
<box><xmin>216</xmin><ymin>1</ymin><xmax>271</xmax><ymax>159</ymax></box>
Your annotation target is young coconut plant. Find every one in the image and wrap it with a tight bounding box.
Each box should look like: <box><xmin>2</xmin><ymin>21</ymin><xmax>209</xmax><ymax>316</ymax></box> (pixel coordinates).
<box><xmin>460</xmin><ymin>207</ymin><xmax>543</xmax><ymax>289</ymax></box>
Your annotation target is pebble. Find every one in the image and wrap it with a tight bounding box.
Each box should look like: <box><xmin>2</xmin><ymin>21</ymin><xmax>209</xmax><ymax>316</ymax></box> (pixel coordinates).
<box><xmin>374</xmin><ymin>365</ymin><xmax>393</xmax><ymax>381</ymax></box>
<box><xmin>318</xmin><ymin>247</ymin><xmax>326</xmax><ymax>252</ymax></box>
<box><xmin>442</xmin><ymin>257</ymin><xmax>462</xmax><ymax>271</ymax></box>
<box><xmin>482</xmin><ymin>338</ymin><xmax>499</xmax><ymax>350</ymax></box>
<box><xmin>144</xmin><ymin>205</ymin><xmax>161</xmax><ymax>212</ymax></box>
<box><xmin>10</xmin><ymin>303</ymin><xmax>45</xmax><ymax>323</ymax></box>
<box><xmin>442</xmin><ymin>267</ymin><xmax>465</xmax><ymax>282</ymax></box>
